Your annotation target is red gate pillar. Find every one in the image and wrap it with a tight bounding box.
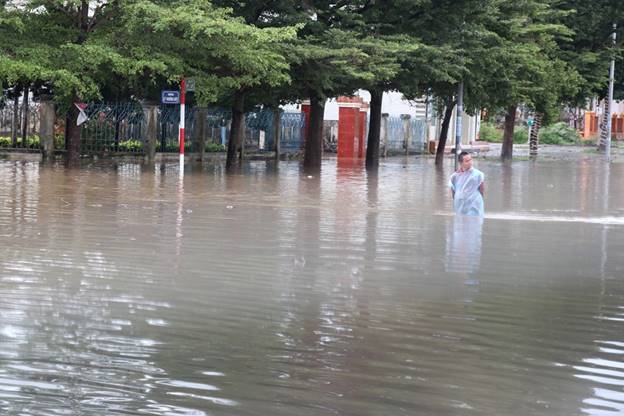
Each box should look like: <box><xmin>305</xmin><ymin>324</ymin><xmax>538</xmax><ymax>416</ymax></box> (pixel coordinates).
<box><xmin>337</xmin><ymin>97</ymin><xmax>361</xmax><ymax>158</ymax></box>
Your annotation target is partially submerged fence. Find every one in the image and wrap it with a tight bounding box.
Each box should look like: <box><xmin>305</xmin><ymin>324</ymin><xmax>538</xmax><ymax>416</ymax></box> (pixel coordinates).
<box><xmin>0</xmin><ymin>99</ymin><xmax>41</xmax><ymax>150</ymax></box>
<box><xmin>384</xmin><ymin>115</ymin><xmax>426</xmax><ymax>155</ymax></box>
<box><xmin>80</xmin><ymin>104</ymin><xmax>306</xmax><ymax>155</ymax></box>
<box><xmin>0</xmin><ymin>100</ymin><xmax>306</xmax><ymax>156</ymax></box>
<box><xmin>0</xmin><ymin>99</ymin><xmax>426</xmax><ymax>157</ymax></box>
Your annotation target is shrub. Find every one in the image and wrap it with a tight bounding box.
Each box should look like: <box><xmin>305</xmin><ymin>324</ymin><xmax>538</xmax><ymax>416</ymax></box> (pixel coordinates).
<box><xmin>479</xmin><ymin>122</ymin><xmax>503</xmax><ymax>142</ymax></box>
<box><xmin>513</xmin><ymin>129</ymin><xmax>528</xmax><ymax>144</ymax></box>
<box><xmin>55</xmin><ymin>134</ymin><xmax>65</xmax><ymax>150</ymax></box>
<box><xmin>539</xmin><ymin>122</ymin><xmax>580</xmax><ymax>145</ymax></box>
<box><xmin>164</xmin><ymin>142</ymin><xmax>192</xmax><ymax>152</ymax></box>
<box><xmin>118</xmin><ymin>139</ymin><xmax>143</xmax><ymax>152</ymax></box>
<box><xmin>26</xmin><ymin>135</ymin><xmax>40</xmax><ymax>149</ymax></box>
<box><xmin>205</xmin><ymin>142</ymin><xmax>226</xmax><ymax>152</ymax></box>
<box><xmin>0</xmin><ymin>136</ymin><xmax>40</xmax><ymax>148</ymax></box>
<box><xmin>480</xmin><ymin>122</ymin><xmax>527</xmax><ymax>144</ymax></box>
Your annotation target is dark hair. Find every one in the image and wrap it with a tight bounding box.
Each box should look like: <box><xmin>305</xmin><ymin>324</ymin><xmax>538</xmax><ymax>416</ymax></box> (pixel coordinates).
<box><xmin>458</xmin><ymin>151</ymin><xmax>470</xmax><ymax>163</ymax></box>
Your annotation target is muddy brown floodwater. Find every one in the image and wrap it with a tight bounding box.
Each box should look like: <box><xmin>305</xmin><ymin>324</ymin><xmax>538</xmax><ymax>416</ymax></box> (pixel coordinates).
<box><xmin>0</xmin><ymin>155</ymin><xmax>623</xmax><ymax>415</ymax></box>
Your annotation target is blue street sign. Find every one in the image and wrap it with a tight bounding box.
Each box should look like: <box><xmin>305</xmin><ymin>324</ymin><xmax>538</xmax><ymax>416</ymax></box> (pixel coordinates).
<box><xmin>161</xmin><ymin>90</ymin><xmax>180</xmax><ymax>104</ymax></box>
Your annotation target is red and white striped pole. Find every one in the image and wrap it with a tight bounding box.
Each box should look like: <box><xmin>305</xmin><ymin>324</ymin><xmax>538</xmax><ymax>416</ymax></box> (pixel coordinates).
<box><xmin>179</xmin><ymin>77</ymin><xmax>186</xmax><ymax>171</ymax></box>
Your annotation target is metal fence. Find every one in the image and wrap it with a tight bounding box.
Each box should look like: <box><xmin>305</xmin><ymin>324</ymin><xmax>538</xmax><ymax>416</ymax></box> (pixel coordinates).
<box><xmin>0</xmin><ymin>98</ymin><xmax>42</xmax><ymax>150</ymax></box>
<box><xmin>0</xmin><ymin>98</ymin><xmax>307</xmax><ymax>156</ymax></box>
<box><xmin>80</xmin><ymin>103</ymin><xmax>145</xmax><ymax>153</ymax></box>
<box><xmin>78</xmin><ymin>104</ymin><xmax>304</xmax><ymax>155</ymax></box>
<box><xmin>385</xmin><ymin>116</ymin><xmax>426</xmax><ymax>154</ymax></box>
<box><xmin>0</xmin><ymin>99</ymin><xmax>437</xmax><ymax>158</ymax></box>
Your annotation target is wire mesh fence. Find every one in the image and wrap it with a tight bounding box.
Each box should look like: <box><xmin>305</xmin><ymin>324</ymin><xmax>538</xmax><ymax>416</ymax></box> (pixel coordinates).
<box><xmin>385</xmin><ymin>116</ymin><xmax>426</xmax><ymax>154</ymax></box>
<box><xmin>280</xmin><ymin>112</ymin><xmax>305</xmax><ymax>152</ymax></box>
<box><xmin>0</xmin><ymin>98</ymin><xmax>42</xmax><ymax>150</ymax></box>
<box><xmin>77</xmin><ymin>103</ymin><xmax>305</xmax><ymax>155</ymax></box>
<box><xmin>80</xmin><ymin>102</ymin><xmax>145</xmax><ymax>153</ymax></box>
<box><xmin>0</xmin><ymin>99</ymin><xmax>428</xmax><ymax>158</ymax></box>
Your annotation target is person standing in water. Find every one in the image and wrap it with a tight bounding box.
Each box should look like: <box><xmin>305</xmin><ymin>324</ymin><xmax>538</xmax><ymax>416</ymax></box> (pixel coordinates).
<box><xmin>449</xmin><ymin>151</ymin><xmax>485</xmax><ymax>216</ymax></box>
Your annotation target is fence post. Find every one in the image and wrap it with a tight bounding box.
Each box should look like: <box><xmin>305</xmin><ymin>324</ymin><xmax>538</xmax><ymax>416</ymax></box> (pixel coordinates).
<box><xmin>21</xmin><ymin>87</ymin><xmax>29</xmax><ymax>147</ymax></box>
<box><xmin>11</xmin><ymin>95</ymin><xmax>19</xmax><ymax>147</ymax></box>
<box><xmin>381</xmin><ymin>113</ymin><xmax>389</xmax><ymax>158</ymax></box>
<box><xmin>143</xmin><ymin>103</ymin><xmax>158</xmax><ymax>163</ymax></box>
<box><xmin>240</xmin><ymin>116</ymin><xmax>246</xmax><ymax>161</ymax></box>
<box><xmin>196</xmin><ymin>107</ymin><xmax>207</xmax><ymax>162</ymax></box>
<box><xmin>401</xmin><ymin>114</ymin><xmax>411</xmax><ymax>155</ymax></box>
<box><xmin>39</xmin><ymin>97</ymin><xmax>55</xmax><ymax>159</ymax></box>
<box><xmin>273</xmin><ymin>107</ymin><xmax>281</xmax><ymax>161</ymax></box>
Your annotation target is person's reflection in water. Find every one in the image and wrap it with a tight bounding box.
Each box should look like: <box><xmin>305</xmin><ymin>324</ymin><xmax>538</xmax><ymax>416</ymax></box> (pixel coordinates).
<box><xmin>445</xmin><ymin>215</ymin><xmax>484</xmax><ymax>282</ymax></box>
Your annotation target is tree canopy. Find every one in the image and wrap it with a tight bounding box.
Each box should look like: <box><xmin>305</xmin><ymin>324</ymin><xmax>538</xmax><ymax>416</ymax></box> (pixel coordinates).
<box><xmin>1</xmin><ymin>0</ymin><xmax>622</xmax><ymax>164</ymax></box>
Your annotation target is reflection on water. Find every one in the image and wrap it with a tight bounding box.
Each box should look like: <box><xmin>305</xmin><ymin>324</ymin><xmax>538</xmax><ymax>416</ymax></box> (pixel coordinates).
<box><xmin>0</xmin><ymin>156</ymin><xmax>623</xmax><ymax>415</ymax></box>
<box><xmin>445</xmin><ymin>216</ymin><xmax>483</xmax><ymax>275</ymax></box>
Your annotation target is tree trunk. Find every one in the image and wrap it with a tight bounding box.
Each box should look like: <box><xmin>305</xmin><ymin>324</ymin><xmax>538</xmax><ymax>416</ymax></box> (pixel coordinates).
<box><xmin>226</xmin><ymin>90</ymin><xmax>245</xmax><ymax>170</ymax></box>
<box><xmin>529</xmin><ymin>112</ymin><xmax>542</xmax><ymax>158</ymax></box>
<box><xmin>501</xmin><ymin>104</ymin><xmax>517</xmax><ymax>161</ymax></box>
<box><xmin>21</xmin><ymin>86</ymin><xmax>29</xmax><ymax>147</ymax></box>
<box><xmin>66</xmin><ymin>99</ymin><xmax>82</xmax><ymax>164</ymax></box>
<box><xmin>11</xmin><ymin>94</ymin><xmax>19</xmax><ymax>147</ymax></box>
<box><xmin>40</xmin><ymin>98</ymin><xmax>56</xmax><ymax>160</ymax></box>
<box><xmin>366</xmin><ymin>89</ymin><xmax>383</xmax><ymax>171</ymax></box>
<box><xmin>143</xmin><ymin>104</ymin><xmax>158</xmax><ymax>164</ymax></box>
<box><xmin>303</xmin><ymin>95</ymin><xmax>324</xmax><ymax>172</ymax></box>
<box><xmin>435</xmin><ymin>99</ymin><xmax>456</xmax><ymax>166</ymax></box>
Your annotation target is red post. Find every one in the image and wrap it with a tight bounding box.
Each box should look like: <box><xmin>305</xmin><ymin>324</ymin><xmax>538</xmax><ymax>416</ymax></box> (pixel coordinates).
<box><xmin>179</xmin><ymin>78</ymin><xmax>186</xmax><ymax>159</ymax></box>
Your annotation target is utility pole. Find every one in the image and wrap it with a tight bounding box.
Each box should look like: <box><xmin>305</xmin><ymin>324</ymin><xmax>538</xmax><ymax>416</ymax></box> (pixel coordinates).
<box><xmin>605</xmin><ymin>23</ymin><xmax>617</xmax><ymax>162</ymax></box>
<box><xmin>454</xmin><ymin>81</ymin><xmax>464</xmax><ymax>170</ymax></box>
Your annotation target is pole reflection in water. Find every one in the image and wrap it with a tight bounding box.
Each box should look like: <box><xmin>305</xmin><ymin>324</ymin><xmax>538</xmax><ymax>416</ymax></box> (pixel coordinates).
<box><xmin>445</xmin><ymin>215</ymin><xmax>484</xmax><ymax>276</ymax></box>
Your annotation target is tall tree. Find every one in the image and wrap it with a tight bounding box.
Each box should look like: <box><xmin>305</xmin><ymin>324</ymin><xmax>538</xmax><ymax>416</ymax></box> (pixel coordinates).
<box><xmin>284</xmin><ymin>3</ymin><xmax>381</xmax><ymax>172</ymax></box>
<box><xmin>120</xmin><ymin>1</ymin><xmax>297</xmax><ymax>170</ymax></box>
<box><xmin>463</xmin><ymin>0</ymin><xmax>578</xmax><ymax>160</ymax></box>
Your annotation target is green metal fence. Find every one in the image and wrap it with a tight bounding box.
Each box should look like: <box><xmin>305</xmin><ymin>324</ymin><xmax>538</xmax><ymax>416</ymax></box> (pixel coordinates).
<box><xmin>78</xmin><ymin>103</ymin><xmax>305</xmax><ymax>155</ymax></box>
<box><xmin>80</xmin><ymin>103</ymin><xmax>144</xmax><ymax>153</ymax></box>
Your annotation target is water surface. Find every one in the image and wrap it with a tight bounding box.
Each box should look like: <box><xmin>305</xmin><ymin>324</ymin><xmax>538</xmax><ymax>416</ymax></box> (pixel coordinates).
<box><xmin>0</xmin><ymin>155</ymin><xmax>623</xmax><ymax>415</ymax></box>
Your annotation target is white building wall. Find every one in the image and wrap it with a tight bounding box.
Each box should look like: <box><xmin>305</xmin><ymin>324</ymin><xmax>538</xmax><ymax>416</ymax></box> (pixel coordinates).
<box><xmin>283</xmin><ymin>90</ymin><xmax>479</xmax><ymax>144</ymax></box>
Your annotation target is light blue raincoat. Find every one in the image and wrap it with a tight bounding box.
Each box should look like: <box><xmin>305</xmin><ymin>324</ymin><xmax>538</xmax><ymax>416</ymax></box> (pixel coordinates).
<box><xmin>449</xmin><ymin>168</ymin><xmax>485</xmax><ymax>216</ymax></box>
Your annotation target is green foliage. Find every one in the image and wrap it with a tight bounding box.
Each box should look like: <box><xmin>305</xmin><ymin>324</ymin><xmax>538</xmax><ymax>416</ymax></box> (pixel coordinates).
<box><xmin>513</xmin><ymin>129</ymin><xmax>528</xmax><ymax>144</ymax></box>
<box><xmin>0</xmin><ymin>135</ymin><xmax>40</xmax><ymax>148</ymax></box>
<box><xmin>118</xmin><ymin>139</ymin><xmax>143</xmax><ymax>152</ymax></box>
<box><xmin>540</xmin><ymin>122</ymin><xmax>581</xmax><ymax>144</ymax></box>
<box><xmin>164</xmin><ymin>141</ymin><xmax>192</xmax><ymax>153</ymax></box>
<box><xmin>559</xmin><ymin>0</ymin><xmax>624</xmax><ymax>103</ymax></box>
<box><xmin>205</xmin><ymin>142</ymin><xmax>226</xmax><ymax>152</ymax></box>
<box><xmin>122</xmin><ymin>0</ymin><xmax>298</xmax><ymax>105</ymax></box>
<box><xmin>0</xmin><ymin>0</ymin><xmax>618</xmax><ymax>154</ymax></box>
<box><xmin>479</xmin><ymin>122</ymin><xmax>503</xmax><ymax>142</ymax></box>
<box><xmin>26</xmin><ymin>134</ymin><xmax>40</xmax><ymax>148</ymax></box>
<box><xmin>54</xmin><ymin>134</ymin><xmax>64</xmax><ymax>150</ymax></box>
<box><xmin>479</xmin><ymin>122</ymin><xmax>528</xmax><ymax>143</ymax></box>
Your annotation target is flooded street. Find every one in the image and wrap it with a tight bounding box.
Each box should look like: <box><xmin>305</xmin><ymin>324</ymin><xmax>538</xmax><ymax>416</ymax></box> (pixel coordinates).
<box><xmin>1</xmin><ymin>155</ymin><xmax>624</xmax><ymax>415</ymax></box>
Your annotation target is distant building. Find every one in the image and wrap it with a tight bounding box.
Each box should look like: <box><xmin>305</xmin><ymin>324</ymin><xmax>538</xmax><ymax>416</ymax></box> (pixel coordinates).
<box><xmin>284</xmin><ymin>90</ymin><xmax>479</xmax><ymax>148</ymax></box>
